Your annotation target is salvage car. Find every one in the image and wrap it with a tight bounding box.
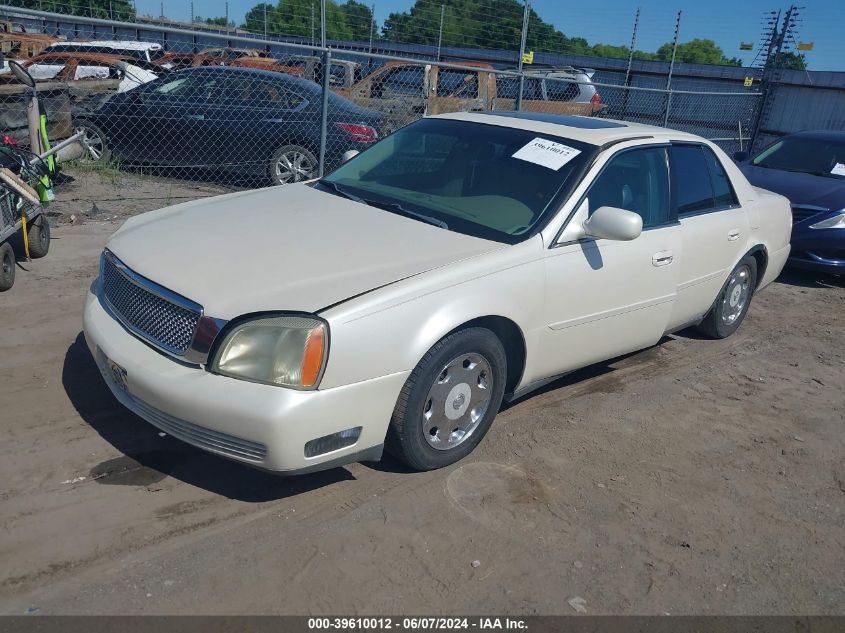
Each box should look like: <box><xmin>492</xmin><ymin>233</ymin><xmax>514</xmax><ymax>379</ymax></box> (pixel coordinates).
<box><xmin>83</xmin><ymin>112</ymin><xmax>791</xmax><ymax>474</ymax></box>
<box><xmin>337</xmin><ymin>61</ymin><xmax>605</xmax><ymax>133</ymax></box>
<box><xmin>0</xmin><ymin>52</ymin><xmax>159</xmax><ymax>92</ymax></box>
<box><xmin>74</xmin><ymin>66</ymin><xmax>382</xmax><ymax>185</ymax></box>
<box><xmin>736</xmin><ymin>130</ymin><xmax>845</xmax><ymax>275</ymax></box>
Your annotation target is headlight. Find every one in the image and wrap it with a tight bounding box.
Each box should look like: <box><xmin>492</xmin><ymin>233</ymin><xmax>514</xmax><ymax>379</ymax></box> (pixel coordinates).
<box><xmin>810</xmin><ymin>212</ymin><xmax>845</xmax><ymax>230</ymax></box>
<box><xmin>211</xmin><ymin>314</ymin><xmax>328</xmax><ymax>389</ymax></box>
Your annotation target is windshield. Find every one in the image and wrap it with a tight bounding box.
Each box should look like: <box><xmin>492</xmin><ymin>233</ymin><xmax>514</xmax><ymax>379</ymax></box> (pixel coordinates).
<box><xmin>321</xmin><ymin>118</ymin><xmax>595</xmax><ymax>243</ymax></box>
<box><xmin>752</xmin><ymin>135</ymin><xmax>845</xmax><ymax>178</ymax></box>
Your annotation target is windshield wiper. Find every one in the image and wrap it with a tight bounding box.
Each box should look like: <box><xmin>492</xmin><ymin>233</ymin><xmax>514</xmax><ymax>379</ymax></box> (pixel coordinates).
<box><xmin>318</xmin><ymin>179</ymin><xmax>367</xmax><ymax>204</ymax></box>
<box><xmin>368</xmin><ymin>200</ymin><xmax>449</xmax><ymax>229</ymax></box>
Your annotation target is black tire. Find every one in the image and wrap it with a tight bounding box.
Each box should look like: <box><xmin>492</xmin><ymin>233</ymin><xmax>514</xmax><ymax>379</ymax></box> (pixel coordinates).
<box><xmin>386</xmin><ymin>327</ymin><xmax>507</xmax><ymax>471</ymax></box>
<box><xmin>26</xmin><ymin>214</ymin><xmax>50</xmax><ymax>258</ymax></box>
<box><xmin>268</xmin><ymin>144</ymin><xmax>318</xmax><ymax>186</ymax></box>
<box><xmin>0</xmin><ymin>242</ymin><xmax>15</xmax><ymax>291</ymax></box>
<box><xmin>74</xmin><ymin>119</ymin><xmax>111</xmax><ymax>163</ymax></box>
<box><xmin>697</xmin><ymin>255</ymin><xmax>758</xmax><ymax>339</ymax></box>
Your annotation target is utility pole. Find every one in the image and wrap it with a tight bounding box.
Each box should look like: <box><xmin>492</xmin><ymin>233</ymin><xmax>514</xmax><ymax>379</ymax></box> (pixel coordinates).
<box><xmin>662</xmin><ymin>10</ymin><xmax>682</xmax><ymax>127</ymax></box>
<box><xmin>312</xmin><ymin>3</ymin><xmax>316</xmax><ymax>46</ymax></box>
<box><xmin>264</xmin><ymin>3</ymin><xmax>267</xmax><ymax>39</ymax></box>
<box><xmin>190</xmin><ymin>1</ymin><xmax>193</xmax><ymax>23</ymax></box>
<box><xmin>621</xmin><ymin>7</ymin><xmax>640</xmax><ymax>119</ymax></box>
<box><xmin>624</xmin><ymin>7</ymin><xmax>640</xmax><ymax>88</ymax></box>
<box><xmin>436</xmin><ymin>4</ymin><xmax>445</xmax><ymax>62</ymax></box>
<box><xmin>225</xmin><ymin>1</ymin><xmax>229</xmax><ymax>35</ymax></box>
<box><xmin>160</xmin><ymin>1</ymin><xmax>163</xmax><ymax>19</ymax></box>
<box><xmin>516</xmin><ymin>0</ymin><xmax>530</xmax><ymax>111</ymax></box>
<box><xmin>770</xmin><ymin>4</ymin><xmax>797</xmax><ymax>71</ymax></box>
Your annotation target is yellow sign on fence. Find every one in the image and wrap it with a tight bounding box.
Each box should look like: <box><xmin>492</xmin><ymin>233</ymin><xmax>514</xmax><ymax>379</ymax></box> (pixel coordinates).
<box><xmin>522</xmin><ymin>51</ymin><xmax>534</xmax><ymax>64</ymax></box>
<box><xmin>744</xmin><ymin>77</ymin><xmax>754</xmax><ymax>87</ymax></box>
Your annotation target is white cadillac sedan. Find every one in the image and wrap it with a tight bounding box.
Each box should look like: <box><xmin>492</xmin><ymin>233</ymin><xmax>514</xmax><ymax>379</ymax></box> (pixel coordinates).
<box><xmin>83</xmin><ymin>112</ymin><xmax>792</xmax><ymax>473</ymax></box>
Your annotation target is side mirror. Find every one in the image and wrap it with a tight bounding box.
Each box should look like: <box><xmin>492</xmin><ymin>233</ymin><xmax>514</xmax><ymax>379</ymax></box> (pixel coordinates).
<box><xmin>582</xmin><ymin>206</ymin><xmax>642</xmax><ymax>241</ymax></box>
<box><xmin>341</xmin><ymin>149</ymin><xmax>359</xmax><ymax>163</ymax></box>
<box><xmin>732</xmin><ymin>150</ymin><xmax>749</xmax><ymax>162</ymax></box>
<box><xmin>9</xmin><ymin>60</ymin><xmax>35</xmax><ymax>89</ymax></box>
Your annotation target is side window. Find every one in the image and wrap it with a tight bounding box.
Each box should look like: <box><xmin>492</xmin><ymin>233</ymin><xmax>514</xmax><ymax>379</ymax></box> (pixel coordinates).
<box><xmin>148</xmin><ymin>74</ymin><xmax>220</xmax><ymax>101</ymax></box>
<box><xmin>668</xmin><ymin>145</ymin><xmax>715</xmax><ymax>215</ymax></box>
<box><xmin>376</xmin><ymin>66</ymin><xmax>424</xmax><ymax>98</ymax></box>
<box><xmin>436</xmin><ymin>69</ymin><xmax>478</xmax><ymax>98</ymax></box>
<box><xmin>495</xmin><ymin>75</ymin><xmax>520</xmax><ymax>99</ymax></box>
<box><xmin>587</xmin><ymin>147</ymin><xmax>670</xmax><ymax>228</ymax></box>
<box><xmin>545</xmin><ymin>80</ymin><xmax>579</xmax><ymax>102</ymax></box>
<box><xmin>702</xmin><ymin>146</ymin><xmax>738</xmax><ymax>208</ymax></box>
<box><xmin>521</xmin><ymin>78</ymin><xmax>543</xmax><ymax>100</ymax></box>
<box><xmin>74</xmin><ymin>64</ymin><xmax>117</xmax><ymax>80</ymax></box>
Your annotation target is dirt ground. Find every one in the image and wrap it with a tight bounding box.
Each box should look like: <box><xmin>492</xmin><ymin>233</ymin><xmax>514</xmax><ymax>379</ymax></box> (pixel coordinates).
<box><xmin>0</xmin><ymin>169</ymin><xmax>843</xmax><ymax>616</ymax></box>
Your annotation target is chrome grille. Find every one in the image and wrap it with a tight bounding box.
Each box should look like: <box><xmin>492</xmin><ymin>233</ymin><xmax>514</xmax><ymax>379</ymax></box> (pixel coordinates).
<box><xmin>791</xmin><ymin>205</ymin><xmax>826</xmax><ymax>225</ymax></box>
<box><xmin>101</xmin><ymin>251</ymin><xmax>201</xmax><ymax>355</ymax></box>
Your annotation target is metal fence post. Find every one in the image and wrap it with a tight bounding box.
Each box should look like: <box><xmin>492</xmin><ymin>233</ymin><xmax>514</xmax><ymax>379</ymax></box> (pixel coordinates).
<box><xmin>436</xmin><ymin>4</ymin><xmax>444</xmax><ymax>62</ymax></box>
<box><xmin>318</xmin><ymin>48</ymin><xmax>332</xmax><ymax>178</ymax></box>
<box><xmin>516</xmin><ymin>0</ymin><xmax>530</xmax><ymax>111</ymax></box>
<box><xmin>661</xmin><ymin>10</ymin><xmax>681</xmax><ymax>128</ymax></box>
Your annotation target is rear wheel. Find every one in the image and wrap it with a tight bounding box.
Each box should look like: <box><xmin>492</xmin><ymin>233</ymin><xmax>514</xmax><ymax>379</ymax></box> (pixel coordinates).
<box><xmin>0</xmin><ymin>242</ymin><xmax>15</xmax><ymax>291</ymax></box>
<box><xmin>268</xmin><ymin>145</ymin><xmax>317</xmax><ymax>186</ymax></box>
<box><xmin>697</xmin><ymin>255</ymin><xmax>757</xmax><ymax>339</ymax></box>
<box><xmin>386</xmin><ymin>328</ymin><xmax>507</xmax><ymax>471</ymax></box>
<box><xmin>26</xmin><ymin>214</ymin><xmax>50</xmax><ymax>258</ymax></box>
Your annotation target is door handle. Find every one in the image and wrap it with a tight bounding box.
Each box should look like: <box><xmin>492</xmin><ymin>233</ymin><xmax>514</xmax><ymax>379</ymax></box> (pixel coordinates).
<box><xmin>652</xmin><ymin>251</ymin><xmax>674</xmax><ymax>267</ymax></box>
<box><xmin>184</xmin><ymin>113</ymin><xmax>205</xmax><ymax>120</ymax></box>
<box><xmin>728</xmin><ymin>228</ymin><xmax>741</xmax><ymax>241</ymax></box>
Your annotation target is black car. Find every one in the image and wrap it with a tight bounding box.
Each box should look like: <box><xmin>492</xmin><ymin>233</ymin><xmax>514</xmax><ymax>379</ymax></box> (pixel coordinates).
<box><xmin>74</xmin><ymin>66</ymin><xmax>383</xmax><ymax>185</ymax></box>
<box><xmin>736</xmin><ymin>130</ymin><xmax>845</xmax><ymax>275</ymax></box>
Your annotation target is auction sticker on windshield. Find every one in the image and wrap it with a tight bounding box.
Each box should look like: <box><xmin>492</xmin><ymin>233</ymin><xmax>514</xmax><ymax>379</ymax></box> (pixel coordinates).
<box><xmin>512</xmin><ymin>137</ymin><xmax>581</xmax><ymax>171</ymax></box>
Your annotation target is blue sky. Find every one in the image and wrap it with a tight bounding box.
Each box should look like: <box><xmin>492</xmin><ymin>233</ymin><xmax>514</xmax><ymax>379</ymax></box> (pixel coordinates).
<box><xmin>135</xmin><ymin>0</ymin><xmax>844</xmax><ymax>70</ymax></box>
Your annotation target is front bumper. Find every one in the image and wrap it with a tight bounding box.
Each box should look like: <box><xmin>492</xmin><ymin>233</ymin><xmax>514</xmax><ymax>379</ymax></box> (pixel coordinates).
<box><xmin>83</xmin><ymin>288</ymin><xmax>409</xmax><ymax>473</ymax></box>
<box><xmin>788</xmin><ymin>225</ymin><xmax>845</xmax><ymax>274</ymax></box>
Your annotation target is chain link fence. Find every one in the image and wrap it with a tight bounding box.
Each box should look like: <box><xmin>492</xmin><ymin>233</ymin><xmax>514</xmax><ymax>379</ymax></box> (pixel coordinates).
<box><xmin>0</xmin><ymin>7</ymin><xmax>762</xmax><ymax>194</ymax></box>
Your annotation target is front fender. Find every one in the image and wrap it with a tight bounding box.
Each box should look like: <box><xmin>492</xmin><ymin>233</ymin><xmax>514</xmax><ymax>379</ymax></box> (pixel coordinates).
<box><xmin>318</xmin><ymin>238</ymin><xmax>545</xmax><ymax>390</ymax></box>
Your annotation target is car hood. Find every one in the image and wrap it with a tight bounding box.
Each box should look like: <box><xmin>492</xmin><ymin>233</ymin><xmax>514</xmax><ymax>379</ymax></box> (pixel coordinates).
<box><xmin>739</xmin><ymin>164</ymin><xmax>845</xmax><ymax>211</ymax></box>
<box><xmin>106</xmin><ymin>184</ymin><xmax>504</xmax><ymax>319</ymax></box>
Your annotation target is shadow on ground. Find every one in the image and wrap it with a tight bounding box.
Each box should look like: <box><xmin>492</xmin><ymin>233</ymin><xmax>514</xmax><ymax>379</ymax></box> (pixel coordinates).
<box><xmin>776</xmin><ymin>268</ymin><xmax>844</xmax><ymax>289</ymax></box>
<box><xmin>62</xmin><ymin>333</ymin><xmax>355</xmax><ymax>502</ymax></box>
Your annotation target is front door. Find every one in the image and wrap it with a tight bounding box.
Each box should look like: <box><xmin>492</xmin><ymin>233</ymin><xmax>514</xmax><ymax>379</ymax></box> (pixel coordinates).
<box><xmin>537</xmin><ymin>146</ymin><xmax>681</xmax><ymax>380</ymax></box>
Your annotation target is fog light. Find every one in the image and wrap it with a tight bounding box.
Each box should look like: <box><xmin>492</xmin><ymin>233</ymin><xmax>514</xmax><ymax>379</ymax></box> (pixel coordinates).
<box><xmin>304</xmin><ymin>427</ymin><xmax>362</xmax><ymax>458</ymax></box>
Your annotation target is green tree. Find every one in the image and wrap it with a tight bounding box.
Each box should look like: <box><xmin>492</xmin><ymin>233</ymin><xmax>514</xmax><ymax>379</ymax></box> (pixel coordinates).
<box><xmin>204</xmin><ymin>17</ymin><xmax>235</xmax><ymax>27</ymax></box>
<box><xmin>770</xmin><ymin>51</ymin><xmax>806</xmax><ymax>70</ymax></box>
<box><xmin>656</xmin><ymin>38</ymin><xmax>740</xmax><ymax>66</ymax></box>
<box><xmin>20</xmin><ymin>0</ymin><xmax>135</xmax><ymax>20</ymax></box>
<box><xmin>242</xmin><ymin>1</ymin><xmax>363</xmax><ymax>41</ymax></box>
<box><xmin>338</xmin><ymin>0</ymin><xmax>375</xmax><ymax>42</ymax></box>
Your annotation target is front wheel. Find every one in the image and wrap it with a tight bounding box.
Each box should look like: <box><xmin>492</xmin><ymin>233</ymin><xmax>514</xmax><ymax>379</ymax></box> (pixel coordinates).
<box><xmin>386</xmin><ymin>328</ymin><xmax>507</xmax><ymax>471</ymax></box>
<box><xmin>697</xmin><ymin>255</ymin><xmax>758</xmax><ymax>339</ymax></box>
<box><xmin>74</xmin><ymin>119</ymin><xmax>111</xmax><ymax>163</ymax></box>
<box><xmin>268</xmin><ymin>145</ymin><xmax>318</xmax><ymax>186</ymax></box>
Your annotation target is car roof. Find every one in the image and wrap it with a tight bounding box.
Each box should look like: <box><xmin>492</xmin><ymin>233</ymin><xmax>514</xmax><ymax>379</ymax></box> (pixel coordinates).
<box><xmin>46</xmin><ymin>40</ymin><xmax>162</xmax><ymax>50</ymax></box>
<box><xmin>434</xmin><ymin>111</ymin><xmax>704</xmax><ymax>145</ymax></box>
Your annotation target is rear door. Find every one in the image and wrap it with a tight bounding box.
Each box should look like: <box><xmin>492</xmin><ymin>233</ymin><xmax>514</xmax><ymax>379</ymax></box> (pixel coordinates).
<box><xmin>202</xmin><ymin>74</ymin><xmax>313</xmax><ymax>177</ymax></box>
<box><xmin>666</xmin><ymin>143</ymin><xmax>750</xmax><ymax>330</ymax></box>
